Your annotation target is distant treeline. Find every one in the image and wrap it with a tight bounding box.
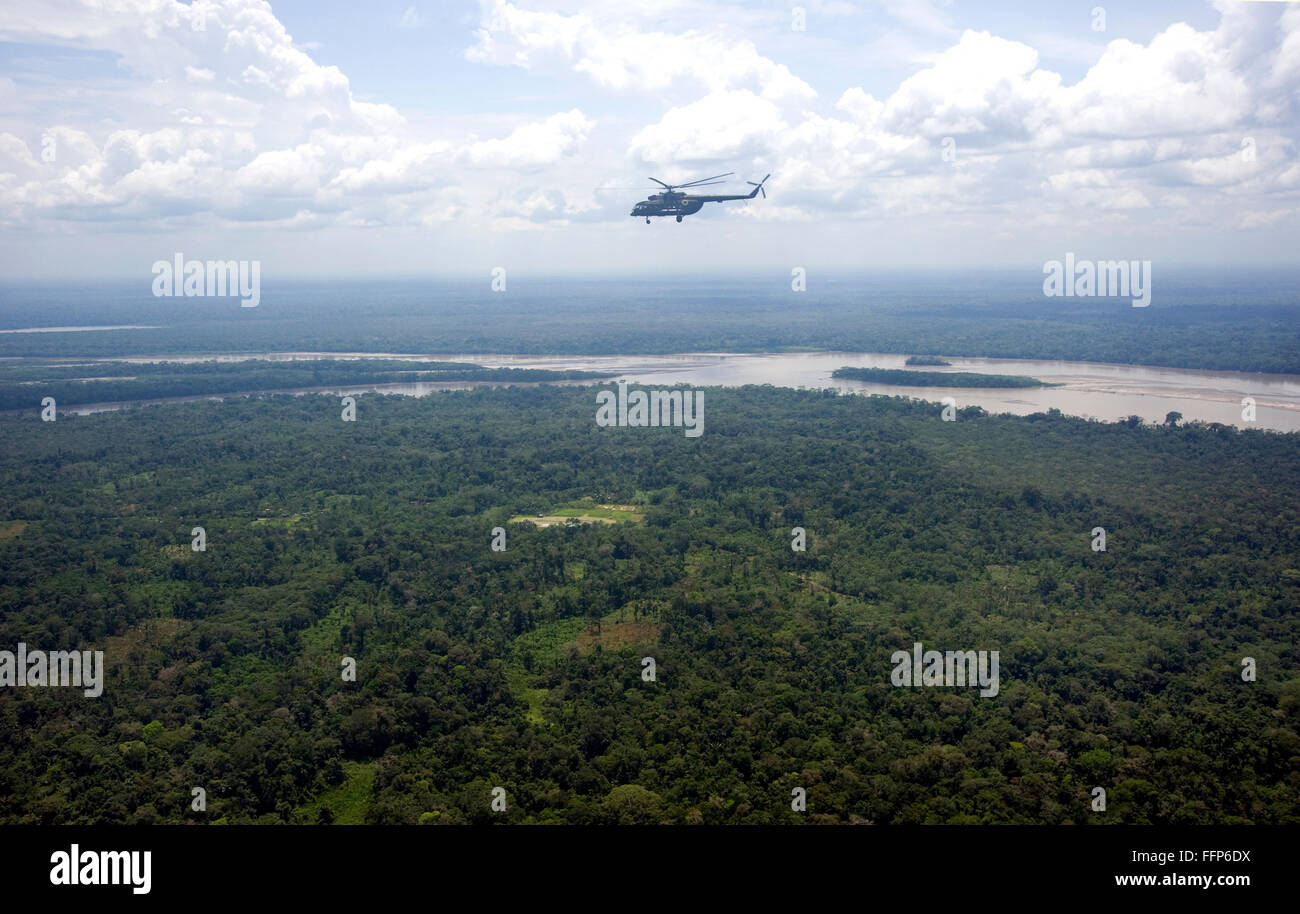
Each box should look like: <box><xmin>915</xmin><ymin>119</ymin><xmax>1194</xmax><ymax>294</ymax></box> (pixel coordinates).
<box><xmin>0</xmin><ymin>359</ymin><xmax>614</xmax><ymax>410</ymax></box>
<box><xmin>904</xmin><ymin>356</ymin><xmax>952</xmax><ymax>366</ymax></box>
<box><xmin>833</xmin><ymin>367</ymin><xmax>1051</xmax><ymax>388</ymax></box>
<box><xmin>3</xmin><ymin>278</ymin><xmax>1300</xmax><ymax>374</ymax></box>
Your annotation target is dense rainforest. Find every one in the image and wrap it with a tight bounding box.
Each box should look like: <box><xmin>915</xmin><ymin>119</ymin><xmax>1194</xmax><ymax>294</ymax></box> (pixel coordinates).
<box><xmin>0</xmin><ymin>385</ymin><xmax>1297</xmax><ymax>824</ymax></box>
<box><xmin>832</xmin><ymin>367</ymin><xmax>1052</xmax><ymax>387</ymax></box>
<box><xmin>0</xmin><ymin>359</ymin><xmax>611</xmax><ymax>411</ymax></box>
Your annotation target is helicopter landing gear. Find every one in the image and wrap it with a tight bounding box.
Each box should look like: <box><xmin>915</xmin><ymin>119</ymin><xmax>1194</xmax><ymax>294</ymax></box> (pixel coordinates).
<box><xmin>675</xmin><ymin>215</ymin><xmax>682</xmax><ymax>223</ymax></box>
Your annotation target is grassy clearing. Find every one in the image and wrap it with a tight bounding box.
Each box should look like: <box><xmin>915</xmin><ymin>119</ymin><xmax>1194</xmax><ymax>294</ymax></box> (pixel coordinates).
<box><xmin>302</xmin><ymin>761</ymin><xmax>375</xmax><ymax>825</ymax></box>
<box><xmin>509</xmin><ymin>497</ymin><xmax>644</xmax><ymax>527</ymax></box>
<box><xmin>251</xmin><ymin>514</ymin><xmax>304</xmax><ymax>527</ymax></box>
<box><xmin>101</xmin><ymin>618</ymin><xmax>190</xmax><ymax>680</ymax></box>
<box><xmin>511</xmin><ymin>607</ymin><xmax>666</xmax><ymax>668</ymax></box>
<box><xmin>0</xmin><ymin>520</ymin><xmax>27</xmax><ymax>539</ymax></box>
<box><xmin>504</xmin><ymin>617</ymin><xmax>590</xmax><ymax>729</ymax></box>
<box><xmin>504</xmin><ymin>670</ymin><xmax>551</xmax><ymax>727</ymax></box>
<box><xmin>572</xmin><ymin>620</ymin><xmax>662</xmax><ymax>656</ymax></box>
<box><xmin>510</xmin><ymin>617</ymin><xmax>590</xmax><ymax>671</ymax></box>
<box><xmin>300</xmin><ymin>603</ymin><xmax>350</xmax><ymax>656</ymax></box>
<box><xmin>511</xmin><ymin>514</ymin><xmax>614</xmax><ymax>527</ymax></box>
<box><xmin>504</xmin><ymin>603</ymin><xmax>664</xmax><ymax>726</ymax></box>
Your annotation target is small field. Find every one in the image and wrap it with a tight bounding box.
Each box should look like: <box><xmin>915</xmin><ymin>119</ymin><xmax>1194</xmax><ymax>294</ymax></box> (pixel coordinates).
<box><xmin>506</xmin><ymin>602</ymin><xmax>666</xmax><ymax>728</ymax></box>
<box><xmin>572</xmin><ymin>620</ymin><xmax>662</xmax><ymax>656</ymax></box>
<box><xmin>0</xmin><ymin>520</ymin><xmax>27</xmax><ymax>539</ymax></box>
<box><xmin>509</xmin><ymin>500</ymin><xmax>643</xmax><ymax>527</ymax></box>
<box><xmin>298</xmin><ymin>761</ymin><xmax>375</xmax><ymax>825</ymax></box>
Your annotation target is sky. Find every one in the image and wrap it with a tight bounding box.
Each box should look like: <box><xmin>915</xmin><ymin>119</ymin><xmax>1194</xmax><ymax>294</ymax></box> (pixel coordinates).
<box><xmin>0</xmin><ymin>0</ymin><xmax>1297</xmax><ymax>278</ymax></box>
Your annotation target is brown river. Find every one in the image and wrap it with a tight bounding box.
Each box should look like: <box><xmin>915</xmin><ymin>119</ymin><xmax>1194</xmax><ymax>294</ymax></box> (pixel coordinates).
<box><xmin>62</xmin><ymin>351</ymin><xmax>1300</xmax><ymax>432</ymax></box>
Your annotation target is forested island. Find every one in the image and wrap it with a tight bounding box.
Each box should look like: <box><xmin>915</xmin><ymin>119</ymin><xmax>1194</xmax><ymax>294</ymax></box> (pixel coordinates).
<box><xmin>0</xmin><ymin>359</ymin><xmax>614</xmax><ymax>410</ymax></box>
<box><xmin>1</xmin><ymin>385</ymin><xmax>1295</xmax><ymax>824</ymax></box>
<box><xmin>833</xmin><ymin>367</ymin><xmax>1053</xmax><ymax>388</ymax></box>
<box><xmin>904</xmin><ymin>356</ymin><xmax>952</xmax><ymax>366</ymax></box>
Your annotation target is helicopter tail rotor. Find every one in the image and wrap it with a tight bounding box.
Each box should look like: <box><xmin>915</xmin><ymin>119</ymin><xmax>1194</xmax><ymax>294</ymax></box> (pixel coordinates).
<box><xmin>747</xmin><ymin>174</ymin><xmax>770</xmax><ymax>199</ymax></box>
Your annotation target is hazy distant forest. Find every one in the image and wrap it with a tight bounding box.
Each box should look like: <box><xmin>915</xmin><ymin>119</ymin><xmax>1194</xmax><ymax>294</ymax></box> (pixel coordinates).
<box><xmin>0</xmin><ymin>359</ymin><xmax>610</xmax><ymax>411</ymax></box>
<box><xmin>2</xmin><ymin>386</ymin><xmax>1296</xmax><ymax>824</ymax></box>
<box><xmin>3</xmin><ymin>274</ymin><xmax>1300</xmax><ymax>374</ymax></box>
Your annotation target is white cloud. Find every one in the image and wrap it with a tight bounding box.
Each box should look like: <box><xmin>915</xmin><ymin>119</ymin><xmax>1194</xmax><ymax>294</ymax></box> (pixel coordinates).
<box><xmin>622</xmin><ymin>6</ymin><xmax>1300</xmax><ymax>227</ymax></box>
<box><xmin>467</xmin><ymin>0</ymin><xmax>816</xmax><ymax>100</ymax></box>
<box><xmin>879</xmin><ymin>31</ymin><xmax>1059</xmax><ymax>137</ymax></box>
<box><xmin>467</xmin><ymin>109</ymin><xmax>594</xmax><ymax>167</ymax></box>
<box><xmin>1238</xmin><ymin>209</ymin><xmax>1288</xmax><ymax>230</ymax></box>
<box><xmin>0</xmin><ymin>0</ymin><xmax>596</xmax><ymax>233</ymax></box>
<box><xmin>628</xmin><ymin>91</ymin><xmax>784</xmax><ymax>165</ymax></box>
<box><xmin>0</xmin><ymin>0</ymin><xmax>1296</xmax><ymax>249</ymax></box>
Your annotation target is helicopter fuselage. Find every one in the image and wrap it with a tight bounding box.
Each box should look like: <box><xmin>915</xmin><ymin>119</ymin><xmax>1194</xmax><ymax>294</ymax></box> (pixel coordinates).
<box><xmin>630</xmin><ymin>175</ymin><xmax>768</xmax><ymax>221</ymax></box>
<box><xmin>630</xmin><ymin>193</ymin><xmax>705</xmax><ymax>218</ymax></box>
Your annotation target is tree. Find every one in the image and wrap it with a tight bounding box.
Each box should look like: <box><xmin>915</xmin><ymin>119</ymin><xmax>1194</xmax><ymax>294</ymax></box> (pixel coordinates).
<box><xmin>602</xmin><ymin>785</ymin><xmax>664</xmax><ymax>825</ymax></box>
<box><xmin>1165</xmin><ymin>411</ymin><xmax>1182</xmax><ymax>427</ymax></box>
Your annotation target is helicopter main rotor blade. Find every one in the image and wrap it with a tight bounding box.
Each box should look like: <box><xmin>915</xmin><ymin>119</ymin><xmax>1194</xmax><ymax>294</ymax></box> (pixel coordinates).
<box><xmin>676</xmin><ymin>172</ymin><xmax>734</xmax><ymax>188</ymax></box>
<box><xmin>648</xmin><ymin>177</ymin><xmax>672</xmax><ymax>190</ymax></box>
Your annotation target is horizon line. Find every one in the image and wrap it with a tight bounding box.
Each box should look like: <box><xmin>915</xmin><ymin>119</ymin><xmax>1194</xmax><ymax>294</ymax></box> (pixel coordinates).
<box><xmin>3</xmin><ymin>261</ymin><xmax>1300</xmax><ymax>284</ymax></box>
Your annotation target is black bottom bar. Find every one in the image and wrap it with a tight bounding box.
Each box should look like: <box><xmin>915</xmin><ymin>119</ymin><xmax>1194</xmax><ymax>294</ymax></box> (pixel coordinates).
<box><xmin>2</xmin><ymin>825</ymin><xmax>1281</xmax><ymax>900</ymax></box>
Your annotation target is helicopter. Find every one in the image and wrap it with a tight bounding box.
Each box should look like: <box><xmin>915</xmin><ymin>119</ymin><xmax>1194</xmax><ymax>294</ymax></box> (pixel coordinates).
<box><xmin>630</xmin><ymin>172</ymin><xmax>770</xmax><ymax>223</ymax></box>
